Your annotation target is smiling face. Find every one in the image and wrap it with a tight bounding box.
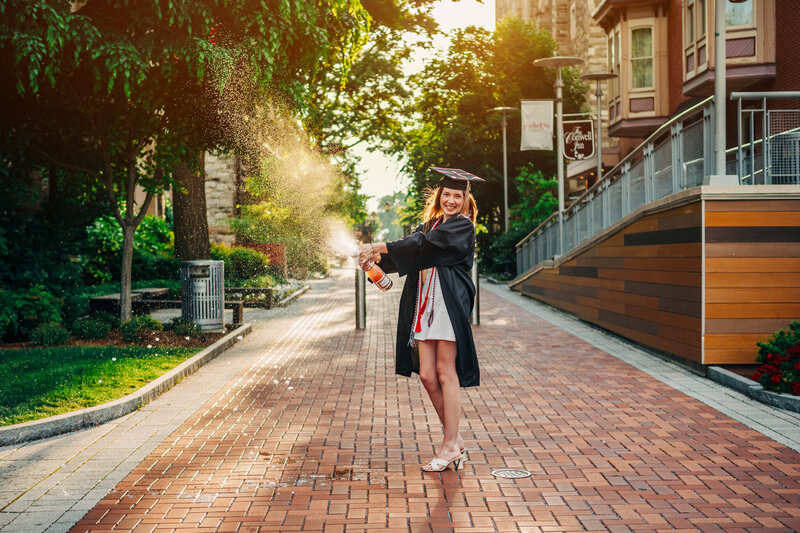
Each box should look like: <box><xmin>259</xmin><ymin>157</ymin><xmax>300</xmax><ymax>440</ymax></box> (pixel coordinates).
<box><xmin>439</xmin><ymin>187</ymin><xmax>465</xmax><ymax>219</ymax></box>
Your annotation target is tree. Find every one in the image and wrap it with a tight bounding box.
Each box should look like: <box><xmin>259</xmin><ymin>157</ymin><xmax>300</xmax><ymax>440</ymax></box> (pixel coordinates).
<box><xmin>0</xmin><ymin>0</ymin><xmax>369</xmax><ymax>320</ymax></box>
<box><xmin>392</xmin><ymin>16</ymin><xmax>587</xmax><ymax>233</ymax></box>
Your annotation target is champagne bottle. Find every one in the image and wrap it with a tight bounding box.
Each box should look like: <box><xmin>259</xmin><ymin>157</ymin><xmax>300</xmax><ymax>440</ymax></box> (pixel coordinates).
<box><xmin>365</xmin><ymin>262</ymin><xmax>392</xmax><ymax>292</ymax></box>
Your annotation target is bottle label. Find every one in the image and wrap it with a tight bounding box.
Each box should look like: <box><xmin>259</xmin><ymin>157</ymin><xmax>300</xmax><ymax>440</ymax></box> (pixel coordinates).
<box><xmin>374</xmin><ymin>272</ymin><xmax>392</xmax><ymax>291</ymax></box>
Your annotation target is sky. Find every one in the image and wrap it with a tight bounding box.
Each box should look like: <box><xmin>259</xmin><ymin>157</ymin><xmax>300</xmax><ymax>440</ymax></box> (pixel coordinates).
<box><xmin>356</xmin><ymin>0</ymin><xmax>496</xmax><ymax>211</ymax></box>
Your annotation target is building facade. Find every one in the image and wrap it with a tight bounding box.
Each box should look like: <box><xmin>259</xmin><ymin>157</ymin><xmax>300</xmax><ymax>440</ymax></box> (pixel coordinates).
<box><xmin>496</xmin><ymin>0</ymin><xmax>620</xmax><ymax>197</ymax></box>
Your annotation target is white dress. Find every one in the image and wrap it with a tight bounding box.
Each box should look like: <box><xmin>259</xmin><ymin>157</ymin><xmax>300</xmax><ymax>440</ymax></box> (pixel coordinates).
<box><xmin>413</xmin><ymin>268</ymin><xmax>456</xmax><ymax>342</ymax></box>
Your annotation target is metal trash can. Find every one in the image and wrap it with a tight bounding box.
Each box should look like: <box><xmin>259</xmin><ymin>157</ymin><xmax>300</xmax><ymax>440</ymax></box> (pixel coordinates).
<box><xmin>181</xmin><ymin>260</ymin><xmax>224</xmax><ymax>331</ymax></box>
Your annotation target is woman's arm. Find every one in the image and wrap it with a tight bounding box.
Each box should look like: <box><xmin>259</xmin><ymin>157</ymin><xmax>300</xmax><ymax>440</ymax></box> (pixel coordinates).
<box><xmin>357</xmin><ymin>242</ymin><xmax>387</xmax><ymax>269</ymax></box>
<box><xmin>383</xmin><ymin>216</ymin><xmax>474</xmax><ymax>276</ymax></box>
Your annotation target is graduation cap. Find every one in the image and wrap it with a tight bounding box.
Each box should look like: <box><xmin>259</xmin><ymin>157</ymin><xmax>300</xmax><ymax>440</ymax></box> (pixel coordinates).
<box><xmin>430</xmin><ymin>167</ymin><xmax>486</xmax><ymax>191</ymax></box>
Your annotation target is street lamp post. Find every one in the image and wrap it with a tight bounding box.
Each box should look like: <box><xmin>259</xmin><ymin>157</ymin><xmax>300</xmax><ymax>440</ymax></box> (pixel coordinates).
<box><xmin>533</xmin><ymin>56</ymin><xmax>583</xmax><ymax>256</ymax></box>
<box><xmin>705</xmin><ymin>0</ymin><xmax>742</xmax><ymax>185</ymax></box>
<box><xmin>581</xmin><ymin>72</ymin><xmax>617</xmax><ymax>182</ymax></box>
<box><xmin>488</xmin><ymin>106</ymin><xmax>517</xmax><ymax>232</ymax></box>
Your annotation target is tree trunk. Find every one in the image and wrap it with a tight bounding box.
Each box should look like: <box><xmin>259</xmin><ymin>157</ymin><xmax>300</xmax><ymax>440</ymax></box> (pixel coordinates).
<box><xmin>119</xmin><ymin>222</ymin><xmax>135</xmax><ymax>323</ymax></box>
<box><xmin>173</xmin><ymin>153</ymin><xmax>211</xmax><ymax>260</ymax></box>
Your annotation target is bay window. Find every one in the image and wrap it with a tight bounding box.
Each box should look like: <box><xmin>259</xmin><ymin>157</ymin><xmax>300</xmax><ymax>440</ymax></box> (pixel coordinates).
<box><xmin>631</xmin><ymin>28</ymin><xmax>653</xmax><ymax>89</ymax></box>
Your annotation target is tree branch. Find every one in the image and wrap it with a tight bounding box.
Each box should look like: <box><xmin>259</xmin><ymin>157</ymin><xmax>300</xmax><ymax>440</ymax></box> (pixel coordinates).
<box><xmin>30</xmin><ymin>146</ymin><xmax>97</xmax><ymax>177</ymax></box>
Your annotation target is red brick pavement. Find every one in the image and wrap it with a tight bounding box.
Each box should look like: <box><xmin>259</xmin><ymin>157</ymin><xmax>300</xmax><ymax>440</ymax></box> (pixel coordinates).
<box><xmin>70</xmin><ymin>272</ymin><xmax>800</xmax><ymax>532</ymax></box>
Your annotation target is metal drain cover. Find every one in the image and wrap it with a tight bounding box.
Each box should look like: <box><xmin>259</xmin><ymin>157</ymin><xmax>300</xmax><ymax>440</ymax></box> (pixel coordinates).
<box><xmin>491</xmin><ymin>468</ymin><xmax>531</xmax><ymax>479</ymax></box>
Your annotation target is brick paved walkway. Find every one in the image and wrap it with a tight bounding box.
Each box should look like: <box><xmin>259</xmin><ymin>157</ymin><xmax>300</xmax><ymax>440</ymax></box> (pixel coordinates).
<box><xmin>69</xmin><ymin>271</ymin><xmax>800</xmax><ymax>532</ymax></box>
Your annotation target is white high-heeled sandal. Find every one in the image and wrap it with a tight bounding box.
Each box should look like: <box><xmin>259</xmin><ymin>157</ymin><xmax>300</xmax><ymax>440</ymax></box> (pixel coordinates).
<box><xmin>422</xmin><ymin>454</ymin><xmax>464</xmax><ymax>472</ymax></box>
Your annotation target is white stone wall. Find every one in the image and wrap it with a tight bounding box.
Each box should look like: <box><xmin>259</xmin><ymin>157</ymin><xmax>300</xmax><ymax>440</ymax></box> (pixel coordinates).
<box><xmin>204</xmin><ymin>152</ymin><xmax>237</xmax><ymax>245</ymax></box>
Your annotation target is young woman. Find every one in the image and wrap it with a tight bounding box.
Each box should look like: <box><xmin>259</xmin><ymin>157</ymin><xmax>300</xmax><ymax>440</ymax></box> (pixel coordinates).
<box><xmin>357</xmin><ymin>168</ymin><xmax>481</xmax><ymax>472</ymax></box>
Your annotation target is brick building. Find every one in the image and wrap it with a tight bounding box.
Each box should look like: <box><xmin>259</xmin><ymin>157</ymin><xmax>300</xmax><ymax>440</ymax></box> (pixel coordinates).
<box><xmin>497</xmin><ymin>0</ymin><xmax>799</xmax><ymax>193</ymax></box>
<box><xmin>496</xmin><ymin>0</ymin><xmax>620</xmax><ymax>197</ymax></box>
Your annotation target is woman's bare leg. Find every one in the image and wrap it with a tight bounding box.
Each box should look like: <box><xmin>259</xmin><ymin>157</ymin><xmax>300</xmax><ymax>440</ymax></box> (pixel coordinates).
<box><xmin>418</xmin><ymin>340</ymin><xmax>465</xmax><ymax>452</ymax></box>
<box><xmin>435</xmin><ymin>340</ymin><xmax>462</xmax><ymax>460</ymax></box>
<box><xmin>417</xmin><ymin>340</ymin><xmax>444</xmax><ymax>419</ymax></box>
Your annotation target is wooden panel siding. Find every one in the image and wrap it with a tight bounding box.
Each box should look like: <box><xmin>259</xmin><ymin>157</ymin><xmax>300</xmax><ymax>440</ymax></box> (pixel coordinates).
<box><xmin>514</xmin><ymin>202</ymin><xmax>703</xmax><ymax>364</ymax></box>
<box><xmin>703</xmin><ymin>198</ymin><xmax>800</xmax><ymax>365</ymax></box>
<box><xmin>511</xmin><ymin>190</ymin><xmax>800</xmax><ymax>367</ymax></box>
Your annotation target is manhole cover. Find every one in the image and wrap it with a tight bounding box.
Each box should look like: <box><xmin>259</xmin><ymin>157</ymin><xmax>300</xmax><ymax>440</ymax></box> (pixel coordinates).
<box><xmin>491</xmin><ymin>469</ymin><xmax>531</xmax><ymax>479</ymax></box>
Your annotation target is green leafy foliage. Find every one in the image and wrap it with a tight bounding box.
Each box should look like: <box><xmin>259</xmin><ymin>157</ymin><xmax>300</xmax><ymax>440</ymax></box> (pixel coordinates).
<box><xmin>392</xmin><ymin>16</ymin><xmax>587</xmax><ymax>232</ymax></box>
<box><xmin>0</xmin><ymin>286</ymin><xmax>62</xmax><ymax>341</ymax></box>
<box><xmin>167</xmin><ymin>317</ymin><xmax>201</xmax><ymax>339</ymax></box>
<box><xmin>89</xmin><ymin>311</ymin><xmax>121</xmax><ymax>330</ymax></box>
<box><xmin>509</xmin><ymin>166</ymin><xmax>558</xmax><ymax>230</ymax></box>
<box><xmin>1</xmin><ymin>0</ymin><xmax>370</xmax><ymax>320</ymax></box>
<box><xmin>478</xmin><ymin>165</ymin><xmax>559</xmax><ymax>278</ymax></box>
<box><xmin>120</xmin><ymin>315</ymin><xmax>163</xmax><ymax>343</ymax></box>
<box><xmin>71</xmin><ymin>317</ymin><xmax>112</xmax><ymax>340</ymax></box>
<box><xmin>30</xmin><ymin>322</ymin><xmax>70</xmax><ymax>346</ymax></box>
<box><xmin>753</xmin><ymin>321</ymin><xmax>800</xmax><ymax>396</ymax></box>
<box><xmin>82</xmin><ymin>214</ymin><xmax>179</xmax><ymax>283</ymax></box>
<box><xmin>210</xmin><ymin>243</ymin><xmax>270</xmax><ymax>286</ymax></box>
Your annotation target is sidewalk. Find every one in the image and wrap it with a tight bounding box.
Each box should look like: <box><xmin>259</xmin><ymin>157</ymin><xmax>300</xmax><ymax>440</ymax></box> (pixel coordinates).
<box><xmin>2</xmin><ymin>269</ymin><xmax>800</xmax><ymax>532</ymax></box>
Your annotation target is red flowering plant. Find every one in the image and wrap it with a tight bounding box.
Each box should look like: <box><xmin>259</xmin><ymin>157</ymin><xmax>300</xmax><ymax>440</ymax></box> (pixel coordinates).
<box><xmin>753</xmin><ymin>321</ymin><xmax>800</xmax><ymax>396</ymax></box>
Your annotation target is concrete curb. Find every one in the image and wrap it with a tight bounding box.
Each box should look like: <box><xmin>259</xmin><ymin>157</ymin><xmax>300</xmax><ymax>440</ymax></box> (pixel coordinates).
<box><xmin>707</xmin><ymin>366</ymin><xmax>800</xmax><ymax>413</ymax></box>
<box><xmin>0</xmin><ymin>323</ymin><xmax>253</xmax><ymax>447</ymax></box>
<box><xmin>276</xmin><ymin>284</ymin><xmax>309</xmax><ymax>307</ymax></box>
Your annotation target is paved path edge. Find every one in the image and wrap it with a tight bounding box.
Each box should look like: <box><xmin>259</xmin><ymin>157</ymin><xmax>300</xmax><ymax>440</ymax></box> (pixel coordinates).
<box><xmin>0</xmin><ymin>323</ymin><xmax>253</xmax><ymax>448</ymax></box>
<box><xmin>276</xmin><ymin>284</ymin><xmax>309</xmax><ymax>307</ymax></box>
<box><xmin>708</xmin><ymin>366</ymin><xmax>800</xmax><ymax>413</ymax></box>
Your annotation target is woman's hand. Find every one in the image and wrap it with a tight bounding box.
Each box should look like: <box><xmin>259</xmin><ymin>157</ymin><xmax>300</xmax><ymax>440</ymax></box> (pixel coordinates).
<box><xmin>357</xmin><ymin>244</ymin><xmax>380</xmax><ymax>270</ymax></box>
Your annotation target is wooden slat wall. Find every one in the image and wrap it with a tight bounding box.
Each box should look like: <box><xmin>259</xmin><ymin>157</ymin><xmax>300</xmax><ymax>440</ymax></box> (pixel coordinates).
<box><xmin>517</xmin><ymin>202</ymin><xmax>703</xmax><ymax>363</ymax></box>
<box><xmin>704</xmin><ymin>199</ymin><xmax>800</xmax><ymax>364</ymax></box>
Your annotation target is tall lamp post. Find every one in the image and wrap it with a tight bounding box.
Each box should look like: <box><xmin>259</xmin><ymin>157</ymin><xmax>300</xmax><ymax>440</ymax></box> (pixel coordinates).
<box><xmin>533</xmin><ymin>56</ymin><xmax>583</xmax><ymax>256</ymax></box>
<box><xmin>706</xmin><ymin>0</ymin><xmax>744</xmax><ymax>185</ymax></box>
<box><xmin>580</xmin><ymin>72</ymin><xmax>617</xmax><ymax>182</ymax></box>
<box><xmin>488</xmin><ymin>106</ymin><xmax>517</xmax><ymax>232</ymax></box>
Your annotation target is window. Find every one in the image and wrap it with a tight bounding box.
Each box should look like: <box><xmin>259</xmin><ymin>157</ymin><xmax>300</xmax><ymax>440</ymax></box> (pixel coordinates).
<box><xmin>685</xmin><ymin>0</ymin><xmax>695</xmax><ymax>45</ymax></box>
<box><xmin>727</xmin><ymin>0</ymin><xmax>753</xmax><ymax>26</ymax></box>
<box><xmin>631</xmin><ymin>27</ymin><xmax>653</xmax><ymax>89</ymax></box>
<box><xmin>698</xmin><ymin>0</ymin><xmax>706</xmax><ymax>36</ymax></box>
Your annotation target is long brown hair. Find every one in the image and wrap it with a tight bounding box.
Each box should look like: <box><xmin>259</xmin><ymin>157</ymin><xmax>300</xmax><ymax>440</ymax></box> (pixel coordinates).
<box><xmin>420</xmin><ymin>185</ymin><xmax>478</xmax><ymax>232</ymax></box>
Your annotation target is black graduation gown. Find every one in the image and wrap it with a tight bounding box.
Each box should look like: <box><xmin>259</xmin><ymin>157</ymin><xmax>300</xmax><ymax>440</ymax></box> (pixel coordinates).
<box><xmin>378</xmin><ymin>214</ymin><xmax>480</xmax><ymax>388</ymax></box>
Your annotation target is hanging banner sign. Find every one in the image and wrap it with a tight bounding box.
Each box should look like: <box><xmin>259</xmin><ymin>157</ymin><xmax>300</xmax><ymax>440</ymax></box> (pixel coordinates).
<box><xmin>563</xmin><ymin>119</ymin><xmax>595</xmax><ymax>160</ymax></box>
<box><xmin>520</xmin><ymin>100</ymin><xmax>553</xmax><ymax>151</ymax></box>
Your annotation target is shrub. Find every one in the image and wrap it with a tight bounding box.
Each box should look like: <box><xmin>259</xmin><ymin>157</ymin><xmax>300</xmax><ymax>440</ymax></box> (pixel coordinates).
<box><xmin>753</xmin><ymin>321</ymin><xmax>800</xmax><ymax>396</ymax></box>
<box><xmin>90</xmin><ymin>310</ymin><xmax>121</xmax><ymax>330</ymax></box>
<box><xmin>477</xmin><ymin>225</ymin><xmax>536</xmax><ymax>280</ymax></box>
<box><xmin>82</xmin><ymin>214</ymin><xmax>177</xmax><ymax>283</ymax></box>
<box><xmin>211</xmin><ymin>244</ymin><xmax>270</xmax><ymax>286</ymax></box>
<box><xmin>0</xmin><ymin>286</ymin><xmax>63</xmax><ymax>341</ymax></box>
<box><xmin>72</xmin><ymin>317</ymin><xmax>112</xmax><ymax>340</ymax></box>
<box><xmin>120</xmin><ymin>315</ymin><xmax>163</xmax><ymax>343</ymax></box>
<box><xmin>167</xmin><ymin>317</ymin><xmax>201</xmax><ymax>338</ymax></box>
<box><xmin>30</xmin><ymin>322</ymin><xmax>70</xmax><ymax>346</ymax></box>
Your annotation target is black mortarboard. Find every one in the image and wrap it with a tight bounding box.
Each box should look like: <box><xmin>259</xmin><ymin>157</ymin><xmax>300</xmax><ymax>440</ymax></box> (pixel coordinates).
<box><xmin>430</xmin><ymin>167</ymin><xmax>486</xmax><ymax>191</ymax></box>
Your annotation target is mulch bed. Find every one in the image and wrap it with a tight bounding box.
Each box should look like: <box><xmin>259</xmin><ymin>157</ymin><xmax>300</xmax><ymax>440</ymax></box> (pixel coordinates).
<box><xmin>718</xmin><ymin>364</ymin><xmax>760</xmax><ymax>381</ymax></box>
<box><xmin>1</xmin><ymin>328</ymin><xmax>232</xmax><ymax>351</ymax></box>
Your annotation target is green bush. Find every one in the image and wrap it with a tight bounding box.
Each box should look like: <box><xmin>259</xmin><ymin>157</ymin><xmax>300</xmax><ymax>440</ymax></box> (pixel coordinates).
<box><xmin>71</xmin><ymin>317</ymin><xmax>112</xmax><ymax>340</ymax></box>
<box><xmin>82</xmin><ymin>215</ymin><xmax>177</xmax><ymax>283</ymax></box>
<box><xmin>477</xmin><ymin>225</ymin><xmax>537</xmax><ymax>280</ymax></box>
<box><xmin>120</xmin><ymin>315</ymin><xmax>163</xmax><ymax>343</ymax></box>
<box><xmin>167</xmin><ymin>317</ymin><xmax>201</xmax><ymax>338</ymax></box>
<box><xmin>0</xmin><ymin>286</ymin><xmax>63</xmax><ymax>341</ymax></box>
<box><xmin>211</xmin><ymin>244</ymin><xmax>270</xmax><ymax>286</ymax></box>
<box><xmin>753</xmin><ymin>321</ymin><xmax>800</xmax><ymax>396</ymax></box>
<box><xmin>30</xmin><ymin>322</ymin><xmax>70</xmax><ymax>346</ymax></box>
<box><xmin>90</xmin><ymin>310</ymin><xmax>120</xmax><ymax>330</ymax></box>
<box><xmin>0</xmin><ymin>174</ymin><xmax>94</xmax><ymax>294</ymax></box>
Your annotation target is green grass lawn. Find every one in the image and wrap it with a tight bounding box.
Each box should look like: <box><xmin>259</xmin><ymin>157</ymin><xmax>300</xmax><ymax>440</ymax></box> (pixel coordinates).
<box><xmin>0</xmin><ymin>346</ymin><xmax>200</xmax><ymax>426</ymax></box>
